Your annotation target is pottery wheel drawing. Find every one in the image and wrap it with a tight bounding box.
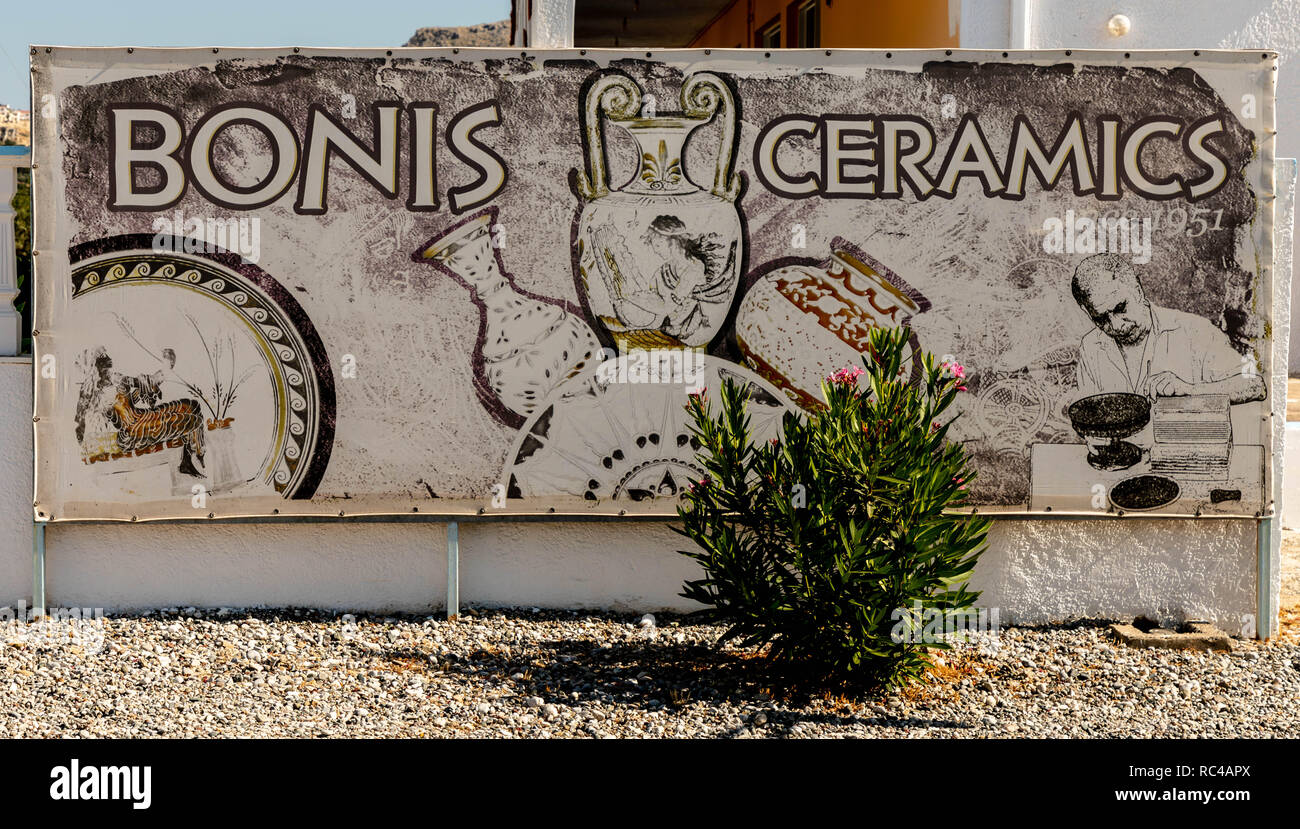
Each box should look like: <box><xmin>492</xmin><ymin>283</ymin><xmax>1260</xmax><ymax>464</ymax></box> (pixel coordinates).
<box><xmin>502</xmin><ymin>356</ymin><xmax>797</xmax><ymax>504</ymax></box>
<box><xmin>974</xmin><ymin>377</ymin><xmax>1050</xmax><ymax>446</ymax></box>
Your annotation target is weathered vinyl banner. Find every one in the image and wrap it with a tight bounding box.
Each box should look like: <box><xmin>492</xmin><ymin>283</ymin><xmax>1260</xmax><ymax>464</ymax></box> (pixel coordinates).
<box><xmin>31</xmin><ymin>48</ymin><xmax>1276</xmax><ymax>520</ymax></box>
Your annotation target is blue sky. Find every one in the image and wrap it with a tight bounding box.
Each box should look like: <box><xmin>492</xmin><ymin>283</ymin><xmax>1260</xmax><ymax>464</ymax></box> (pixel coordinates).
<box><xmin>0</xmin><ymin>0</ymin><xmax>511</xmax><ymax>111</ymax></box>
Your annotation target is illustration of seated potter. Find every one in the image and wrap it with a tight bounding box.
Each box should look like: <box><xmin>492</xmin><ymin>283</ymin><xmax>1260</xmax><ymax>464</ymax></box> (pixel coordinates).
<box><xmin>1071</xmin><ymin>253</ymin><xmax>1265</xmax><ymax>404</ymax></box>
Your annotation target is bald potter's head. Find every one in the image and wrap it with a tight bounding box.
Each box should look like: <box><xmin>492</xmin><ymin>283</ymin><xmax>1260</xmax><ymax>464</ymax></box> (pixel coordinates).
<box><xmin>1071</xmin><ymin>253</ymin><xmax>1151</xmax><ymax>346</ymax></box>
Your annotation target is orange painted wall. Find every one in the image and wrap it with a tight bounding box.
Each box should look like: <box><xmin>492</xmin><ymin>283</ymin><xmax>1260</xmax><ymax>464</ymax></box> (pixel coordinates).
<box><xmin>689</xmin><ymin>0</ymin><xmax>958</xmax><ymax>48</ymax></box>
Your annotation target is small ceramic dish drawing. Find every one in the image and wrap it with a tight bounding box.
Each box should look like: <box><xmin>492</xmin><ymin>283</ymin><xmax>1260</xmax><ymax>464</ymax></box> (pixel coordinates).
<box><xmin>1108</xmin><ymin>473</ymin><xmax>1180</xmax><ymax>512</ymax></box>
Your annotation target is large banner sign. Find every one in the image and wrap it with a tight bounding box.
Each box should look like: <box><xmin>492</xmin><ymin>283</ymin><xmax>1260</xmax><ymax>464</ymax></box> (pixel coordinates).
<box><xmin>31</xmin><ymin>48</ymin><xmax>1276</xmax><ymax>520</ymax></box>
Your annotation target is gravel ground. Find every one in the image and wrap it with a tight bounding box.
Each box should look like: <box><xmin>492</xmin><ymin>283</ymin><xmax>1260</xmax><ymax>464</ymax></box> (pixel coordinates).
<box><xmin>2</xmin><ymin>604</ymin><xmax>1297</xmax><ymax>738</ymax></box>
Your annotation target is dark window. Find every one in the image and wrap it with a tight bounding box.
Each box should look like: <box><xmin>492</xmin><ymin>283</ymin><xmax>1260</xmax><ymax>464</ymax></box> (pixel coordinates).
<box><xmin>757</xmin><ymin>16</ymin><xmax>781</xmax><ymax>49</ymax></box>
<box><xmin>791</xmin><ymin>0</ymin><xmax>819</xmax><ymax>48</ymax></box>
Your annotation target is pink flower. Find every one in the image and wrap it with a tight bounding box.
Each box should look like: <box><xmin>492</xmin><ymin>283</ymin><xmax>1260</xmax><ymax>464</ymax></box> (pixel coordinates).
<box><xmin>939</xmin><ymin>360</ymin><xmax>967</xmax><ymax>381</ymax></box>
<box><xmin>952</xmin><ymin>475</ymin><xmax>967</xmax><ymax>491</ymax></box>
<box><xmin>828</xmin><ymin>366</ymin><xmax>864</xmax><ymax>386</ymax></box>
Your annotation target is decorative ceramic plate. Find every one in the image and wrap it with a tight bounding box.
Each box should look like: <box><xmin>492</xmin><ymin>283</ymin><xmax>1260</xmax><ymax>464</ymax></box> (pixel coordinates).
<box><xmin>501</xmin><ymin>356</ymin><xmax>796</xmax><ymax>505</ymax></box>
<box><xmin>66</xmin><ymin>235</ymin><xmax>334</xmax><ymax>499</ymax></box>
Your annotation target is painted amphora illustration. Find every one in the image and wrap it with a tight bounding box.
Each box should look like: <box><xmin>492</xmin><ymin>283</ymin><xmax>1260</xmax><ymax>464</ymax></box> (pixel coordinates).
<box><xmin>575</xmin><ymin>71</ymin><xmax>742</xmax><ymax>352</ymax></box>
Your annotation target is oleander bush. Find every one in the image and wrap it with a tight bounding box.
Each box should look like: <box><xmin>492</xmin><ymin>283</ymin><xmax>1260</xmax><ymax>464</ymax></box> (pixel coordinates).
<box><xmin>675</xmin><ymin>326</ymin><xmax>990</xmax><ymax>690</ymax></box>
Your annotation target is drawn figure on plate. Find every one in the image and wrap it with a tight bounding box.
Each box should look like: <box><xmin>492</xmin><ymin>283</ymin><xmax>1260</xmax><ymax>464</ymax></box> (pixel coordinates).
<box><xmin>107</xmin><ymin>371</ymin><xmax>207</xmax><ymax>477</ymax></box>
<box><xmin>74</xmin><ymin>347</ymin><xmax>117</xmax><ymax>447</ymax></box>
<box><xmin>75</xmin><ymin>345</ymin><xmax>209</xmax><ymax>479</ymax></box>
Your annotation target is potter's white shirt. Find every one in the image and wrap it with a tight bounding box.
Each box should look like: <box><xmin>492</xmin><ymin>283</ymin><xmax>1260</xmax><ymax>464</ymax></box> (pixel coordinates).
<box><xmin>1075</xmin><ymin>304</ymin><xmax>1244</xmax><ymax>398</ymax></box>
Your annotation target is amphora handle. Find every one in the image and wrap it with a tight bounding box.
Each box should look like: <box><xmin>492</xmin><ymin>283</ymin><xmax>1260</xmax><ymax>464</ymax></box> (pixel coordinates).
<box><xmin>576</xmin><ymin>72</ymin><xmax>643</xmax><ymax>200</ymax></box>
<box><xmin>680</xmin><ymin>72</ymin><xmax>740</xmax><ymax>202</ymax></box>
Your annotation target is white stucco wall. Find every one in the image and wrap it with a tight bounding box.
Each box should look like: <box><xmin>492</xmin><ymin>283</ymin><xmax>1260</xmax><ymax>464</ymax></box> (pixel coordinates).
<box><xmin>975</xmin><ymin>518</ymin><xmax>1257</xmax><ymax>631</ymax></box>
<box><xmin>0</xmin><ymin>359</ymin><xmax>33</xmax><ymax>609</ymax></box>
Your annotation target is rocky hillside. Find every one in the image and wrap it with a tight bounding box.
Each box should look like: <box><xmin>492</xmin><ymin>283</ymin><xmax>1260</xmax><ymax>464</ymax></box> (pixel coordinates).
<box><xmin>405</xmin><ymin>19</ymin><xmax>510</xmax><ymax>47</ymax></box>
